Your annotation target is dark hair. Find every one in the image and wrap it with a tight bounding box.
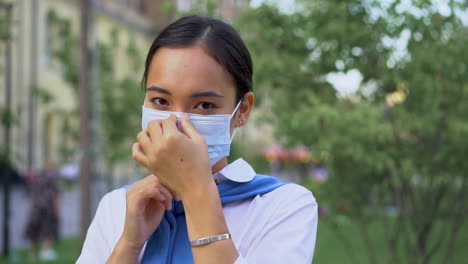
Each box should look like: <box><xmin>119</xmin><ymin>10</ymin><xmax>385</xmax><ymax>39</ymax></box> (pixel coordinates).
<box><xmin>141</xmin><ymin>15</ymin><xmax>253</xmax><ymax>103</ymax></box>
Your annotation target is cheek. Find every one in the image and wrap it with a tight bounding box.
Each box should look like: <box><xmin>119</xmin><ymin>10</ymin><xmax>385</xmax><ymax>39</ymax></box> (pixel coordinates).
<box><xmin>143</xmin><ymin>95</ymin><xmax>153</xmax><ymax>107</ymax></box>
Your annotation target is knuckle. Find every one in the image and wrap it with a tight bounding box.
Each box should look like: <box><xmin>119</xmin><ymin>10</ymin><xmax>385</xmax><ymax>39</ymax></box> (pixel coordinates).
<box><xmin>197</xmin><ymin>136</ymin><xmax>207</xmax><ymax>145</ymax></box>
<box><xmin>166</xmin><ymin>133</ymin><xmax>179</xmax><ymax>143</ymax></box>
<box><xmin>148</xmin><ymin>120</ymin><xmax>159</xmax><ymax>130</ymax></box>
<box><xmin>149</xmin><ymin>177</ymin><xmax>158</xmax><ymax>186</ymax></box>
<box><xmin>157</xmin><ymin>143</ymin><xmax>168</xmax><ymax>154</ymax></box>
<box><xmin>147</xmin><ymin>156</ymin><xmax>155</xmax><ymax>166</ymax></box>
<box><xmin>152</xmin><ymin>175</ymin><xmax>160</xmax><ymax>183</ymax></box>
<box><xmin>161</xmin><ymin>119</ymin><xmax>170</xmax><ymax>127</ymax></box>
<box><xmin>126</xmin><ymin>189</ymin><xmax>137</xmax><ymax>200</ymax></box>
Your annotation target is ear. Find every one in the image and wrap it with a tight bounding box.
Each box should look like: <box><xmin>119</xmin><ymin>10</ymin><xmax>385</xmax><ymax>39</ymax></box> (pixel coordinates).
<box><xmin>234</xmin><ymin>91</ymin><xmax>255</xmax><ymax>128</ymax></box>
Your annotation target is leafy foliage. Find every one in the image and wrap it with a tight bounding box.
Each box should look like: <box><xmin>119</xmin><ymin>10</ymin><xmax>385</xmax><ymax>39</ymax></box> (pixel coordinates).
<box><xmin>0</xmin><ymin>1</ymin><xmax>16</xmax><ymax>166</ymax></box>
<box><xmin>235</xmin><ymin>0</ymin><xmax>468</xmax><ymax>263</ymax></box>
<box><xmin>0</xmin><ymin>1</ymin><xmax>13</xmax><ymax>42</ymax></box>
<box><xmin>46</xmin><ymin>10</ymin><xmax>144</xmax><ymax>166</ymax></box>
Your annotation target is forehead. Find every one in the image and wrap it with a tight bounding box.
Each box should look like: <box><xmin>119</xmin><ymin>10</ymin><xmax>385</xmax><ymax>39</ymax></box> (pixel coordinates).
<box><xmin>147</xmin><ymin>46</ymin><xmax>235</xmax><ymax>98</ymax></box>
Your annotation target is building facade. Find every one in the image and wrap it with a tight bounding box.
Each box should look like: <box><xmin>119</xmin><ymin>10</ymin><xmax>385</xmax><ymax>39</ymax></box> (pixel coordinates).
<box><xmin>1</xmin><ymin>0</ymin><xmax>169</xmax><ymax>176</ymax></box>
<box><xmin>0</xmin><ymin>0</ymin><xmax>246</xmax><ymax>177</ymax></box>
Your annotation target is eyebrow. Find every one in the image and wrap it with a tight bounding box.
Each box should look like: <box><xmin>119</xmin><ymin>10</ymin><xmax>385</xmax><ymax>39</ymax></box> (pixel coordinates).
<box><xmin>146</xmin><ymin>85</ymin><xmax>224</xmax><ymax>98</ymax></box>
<box><xmin>147</xmin><ymin>86</ymin><xmax>171</xmax><ymax>95</ymax></box>
<box><xmin>190</xmin><ymin>91</ymin><xmax>224</xmax><ymax>98</ymax></box>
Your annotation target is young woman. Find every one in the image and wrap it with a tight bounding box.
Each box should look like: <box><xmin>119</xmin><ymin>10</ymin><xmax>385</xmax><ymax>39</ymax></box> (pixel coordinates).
<box><xmin>77</xmin><ymin>15</ymin><xmax>318</xmax><ymax>264</ymax></box>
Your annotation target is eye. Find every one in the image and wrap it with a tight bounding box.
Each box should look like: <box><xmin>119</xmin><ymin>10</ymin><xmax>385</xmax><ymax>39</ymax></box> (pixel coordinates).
<box><xmin>151</xmin><ymin>98</ymin><xmax>169</xmax><ymax>106</ymax></box>
<box><xmin>195</xmin><ymin>102</ymin><xmax>216</xmax><ymax>110</ymax></box>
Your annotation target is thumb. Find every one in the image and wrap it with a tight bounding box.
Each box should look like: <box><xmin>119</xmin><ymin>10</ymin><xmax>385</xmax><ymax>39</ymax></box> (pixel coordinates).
<box><xmin>180</xmin><ymin>114</ymin><xmax>203</xmax><ymax>142</ymax></box>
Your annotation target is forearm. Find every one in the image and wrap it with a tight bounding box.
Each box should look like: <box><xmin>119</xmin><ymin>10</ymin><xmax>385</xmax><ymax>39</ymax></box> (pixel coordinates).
<box><xmin>183</xmin><ymin>182</ymin><xmax>239</xmax><ymax>264</ymax></box>
<box><xmin>106</xmin><ymin>237</ymin><xmax>142</xmax><ymax>264</ymax></box>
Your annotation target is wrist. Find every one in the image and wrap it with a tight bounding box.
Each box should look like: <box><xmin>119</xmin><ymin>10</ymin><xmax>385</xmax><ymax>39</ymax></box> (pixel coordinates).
<box><xmin>181</xmin><ymin>178</ymin><xmax>218</xmax><ymax>203</ymax></box>
<box><xmin>109</xmin><ymin>236</ymin><xmax>143</xmax><ymax>263</ymax></box>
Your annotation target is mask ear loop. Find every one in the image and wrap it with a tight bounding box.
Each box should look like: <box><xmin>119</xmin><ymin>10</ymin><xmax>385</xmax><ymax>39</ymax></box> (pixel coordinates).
<box><xmin>229</xmin><ymin>100</ymin><xmax>243</xmax><ymax>143</ymax></box>
<box><xmin>230</xmin><ymin>100</ymin><xmax>243</xmax><ymax>119</ymax></box>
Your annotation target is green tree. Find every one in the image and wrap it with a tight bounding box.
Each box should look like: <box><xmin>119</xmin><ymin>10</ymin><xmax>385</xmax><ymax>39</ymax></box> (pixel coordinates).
<box><xmin>97</xmin><ymin>29</ymin><xmax>143</xmax><ymax>167</ymax></box>
<box><xmin>0</xmin><ymin>1</ymin><xmax>16</xmax><ymax>164</ymax></box>
<box><xmin>236</xmin><ymin>1</ymin><xmax>468</xmax><ymax>263</ymax></box>
<box><xmin>46</xmin><ymin>10</ymin><xmax>144</xmax><ymax>177</ymax></box>
<box><xmin>46</xmin><ymin>9</ymin><xmax>80</xmax><ymax>162</ymax></box>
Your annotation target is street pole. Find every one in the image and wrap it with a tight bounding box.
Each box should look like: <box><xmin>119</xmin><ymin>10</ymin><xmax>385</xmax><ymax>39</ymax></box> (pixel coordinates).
<box><xmin>27</xmin><ymin>0</ymin><xmax>38</xmax><ymax>174</ymax></box>
<box><xmin>16</xmin><ymin>0</ymin><xmax>24</xmax><ymax>119</ymax></box>
<box><xmin>2</xmin><ymin>2</ymin><xmax>13</xmax><ymax>257</ymax></box>
<box><xmin>79</xmin><ymin>0</ymin><xmax>92</xmax><ymax>245</ymax></box>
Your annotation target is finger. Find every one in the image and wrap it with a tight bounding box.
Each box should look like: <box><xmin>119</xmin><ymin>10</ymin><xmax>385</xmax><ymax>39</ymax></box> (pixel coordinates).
<box><xmin>159</xmin><ymin>181</ymin><xmax>182</xmax><ymax>201</ymax></box>
<box><xmin>158</xmin><ymin>185</ymin><xmax>173</xmax><ymax>210</ymax></box>
<box><xmin>147</xmin><ymin>174</ymin><xmax>181</xmax><ymax>202</ymax></box>
<box><xmin>147</xmin><ymin>120</ymin><xmax>163</xmax><ymax>140</ymax></box>
<box><xmin>132</xmin><ymin>143</ymin><xmax>149</xmax><ymax>167</ymax></box>
<box><xmin>161</xmin><ymin>115</ymin><xmax>180</xmax><ymax>137</ymax></box>
<box><xmin>144</xmin><ymin>175</ymin><xmax>172</xmax><ymax>210</ymax></box>
<box><xmin>142</xmin><ymin>186</ymin><xmax>166</xmax><ymax>202</ymax></box>
<box><xmin>128</xmin><ymin>184</ymin><xmax>166</xmax><ymax>213</ymax></box>
<box><xmin>132</xmin><ymin>173</ymin><xmax>158</xmax><ymax>189</ymax></box>
<box><xmin>139</xmin><ymin>191</ymin><xmax>166</xmax><ymax>216</ymax></box>
<box><xmin>167</xmin><ymin>187</ymin><xmax>181</xmax><ymax>201</ymax></box>
<box><xmin>136</xmin><ymin>130</ymin><xmax>152</xmax><ymax>154</ymax></box>
<box><xmin>147</xmin><ymin>174</ymin><xmax>180</xmax><ymax>202</ymax></box>
<box><xmin>180</xmin><ymin>114</ymin><xmax>203</xmax><ymax>141</ymax></box>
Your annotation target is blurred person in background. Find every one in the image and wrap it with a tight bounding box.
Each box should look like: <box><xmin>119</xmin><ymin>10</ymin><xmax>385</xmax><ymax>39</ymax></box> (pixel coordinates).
<box><xmin>0</xmin><ymin>161</ymin><xmax>25</xmax><ymax>187</ymax></box>
<box><xmin>24</xmin><ymin>160</ymin><xmax>61</xmax><ymax>261</ymax></box>
<box><xmin>77</xmin><ymin>15</ymin><xmax>318</xmax><ymax>264</ymax></box>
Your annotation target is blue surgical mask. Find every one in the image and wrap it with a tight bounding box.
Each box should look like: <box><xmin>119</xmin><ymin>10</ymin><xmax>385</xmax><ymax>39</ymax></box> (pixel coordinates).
<box><xmin>141</xmin><ymin>101</ymin><xmax>242</xmax><ymax>166</ymax></box>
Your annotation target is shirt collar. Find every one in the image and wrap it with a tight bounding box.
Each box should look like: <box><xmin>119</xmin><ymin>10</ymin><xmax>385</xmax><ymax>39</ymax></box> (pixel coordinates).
<box><xmin>213</xmin><ymin>158</ymin><xmax>256</xmax><ymax>183</ymax></box>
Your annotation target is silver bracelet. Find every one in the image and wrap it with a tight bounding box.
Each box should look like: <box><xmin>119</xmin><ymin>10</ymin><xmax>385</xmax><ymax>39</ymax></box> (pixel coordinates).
<box><xmin>190</xmin><ymin>233</ymin><xmax>232</xmax><ymax>247</ymax></box>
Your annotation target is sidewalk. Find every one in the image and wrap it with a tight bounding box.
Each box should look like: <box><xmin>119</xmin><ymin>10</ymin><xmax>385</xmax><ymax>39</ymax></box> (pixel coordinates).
<box><xmin>0</xmin><ymin>174</ymin><xmax>125</xmax><ymax>251</ymax></box>
<box><xmin>0</xmin><ymin>186</ymin><xmax>80</xmax><ymax>250</ymax></box>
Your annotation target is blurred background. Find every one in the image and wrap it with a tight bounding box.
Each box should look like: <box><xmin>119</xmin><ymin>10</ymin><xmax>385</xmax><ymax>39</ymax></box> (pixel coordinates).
<box><xmin>0</xmin><ymin>0</ymin><xmax>467</xmax><ymax>263</ymax></box>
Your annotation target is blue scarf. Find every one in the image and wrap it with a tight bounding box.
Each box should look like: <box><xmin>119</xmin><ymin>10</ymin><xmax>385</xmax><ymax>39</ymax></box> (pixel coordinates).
<box><xmin>124</xmin><ymin>174</ymin><xmax>287</xmax><ymax>263</ymax></box>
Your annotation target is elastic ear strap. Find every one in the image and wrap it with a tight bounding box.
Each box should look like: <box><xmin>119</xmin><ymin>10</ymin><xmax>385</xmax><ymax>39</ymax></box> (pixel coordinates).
<box><xmin>229</xmin><ymin>100</ymin><xmax>243</xmax><ymax>142</ymax></box>
<box><xmin>230</xmin><ymin>128</ymin><xmax>238</xmax><ymax>143</ymax></box>
<box><xmin>230</xmin><ymin>100</ymin><xmax>243</xmax><ymax>119</ymax></box>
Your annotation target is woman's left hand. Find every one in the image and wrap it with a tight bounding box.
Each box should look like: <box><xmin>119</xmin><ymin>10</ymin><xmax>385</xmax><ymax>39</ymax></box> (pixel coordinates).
<box><xmin>132</xmin><ymin>114</ymin><xmax>214</xmax><ymax>200</ymax></box>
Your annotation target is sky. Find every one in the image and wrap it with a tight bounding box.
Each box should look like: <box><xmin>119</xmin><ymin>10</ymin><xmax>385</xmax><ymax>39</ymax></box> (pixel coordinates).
<box><xmin>251</xmin><ymin>0</ymin><xmax>297</xmax><ymax>14</ymax></box>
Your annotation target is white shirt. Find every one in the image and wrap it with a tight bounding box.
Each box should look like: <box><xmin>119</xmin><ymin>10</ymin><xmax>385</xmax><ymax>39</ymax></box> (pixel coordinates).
<box><xmin>77</xmin><ymin>158</ymin><xmax>318</xmax><ymax>264</ymax></box>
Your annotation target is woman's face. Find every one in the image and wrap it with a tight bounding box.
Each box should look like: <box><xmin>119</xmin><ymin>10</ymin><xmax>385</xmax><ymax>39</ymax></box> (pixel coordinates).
<box><xmin>145</xmin><ymin>45</ymin><xmax>243</xmax><ymax>116</ymax></box>
<box><xmin>144</xmin><ymin>45</ymin><xmax>254</xmax><ymax>170</ymax></box>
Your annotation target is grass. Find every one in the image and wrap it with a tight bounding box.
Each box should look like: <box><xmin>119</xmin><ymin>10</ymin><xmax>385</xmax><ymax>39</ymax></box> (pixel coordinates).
<box><xmin>1</xmin><ymin>220</ymin><xmax>466</xmax><ymax>264</ymax></box>
<box><xmin>0</xmin><ymin>237</ymin><xmax>80</xmax><ymax>264</ymax></box>
<box><xmin>313</xmin><ymin>218</ymin><xmax>468</xmax><ymax>264</ymax></box>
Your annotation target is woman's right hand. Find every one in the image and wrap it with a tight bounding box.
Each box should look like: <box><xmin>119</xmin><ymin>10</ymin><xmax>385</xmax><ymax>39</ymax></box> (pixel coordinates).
<box><xmin>120</xmin><ymin>174</ymin><xmax>180</xmax><ymax>253</ymax></box>
<box><xmin>107</xmin><ymin>174</ymin><xmax>181</xmax><ymax>264</ymax></box>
